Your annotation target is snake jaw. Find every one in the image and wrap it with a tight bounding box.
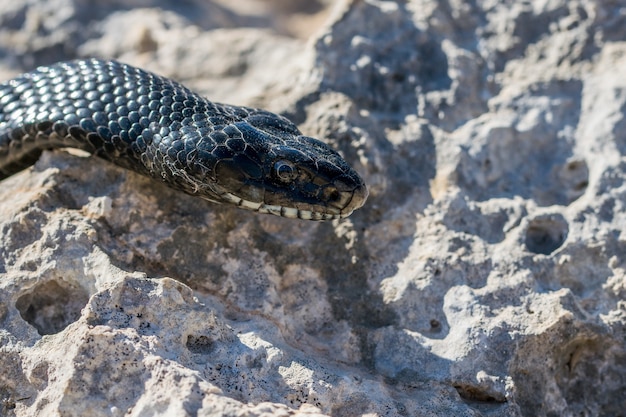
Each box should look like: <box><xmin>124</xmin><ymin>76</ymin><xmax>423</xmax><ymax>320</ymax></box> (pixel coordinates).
<box><xmin>213</xmin><ymin>191</ymin><xmax>343</xmax><ymax>220</ymax></box>
<box><xmin>225</xmin><ymin>186</ymin><xmax>366</xmax><ymax>220</ymax></box>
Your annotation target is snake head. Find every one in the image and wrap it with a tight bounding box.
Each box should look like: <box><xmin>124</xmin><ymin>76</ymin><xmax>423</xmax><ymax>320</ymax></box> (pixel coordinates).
<box><xmin>259</xmin><ymin>135</ymin><xmax>368</xmax><ymax>220</ymax></box>
<box><xmin>197</xmin><ymin>115</ymin><xmax>368</xmax><ymax>220</ymax></box>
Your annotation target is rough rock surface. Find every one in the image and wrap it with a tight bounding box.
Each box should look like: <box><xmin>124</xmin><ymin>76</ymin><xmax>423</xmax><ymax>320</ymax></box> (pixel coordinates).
<box><xmin>1</xmin><ymin>0</ymin><xmax>626</xmax><ymax>416</ymax></box>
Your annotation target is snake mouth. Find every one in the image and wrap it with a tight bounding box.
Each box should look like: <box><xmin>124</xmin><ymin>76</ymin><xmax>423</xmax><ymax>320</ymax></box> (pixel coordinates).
<box><xmin>256</xmin><ymin>204</ymin><xmax>343</xmax><ymax>220</ymax></box>
<box><xmin>216</xmin><ymin>192</ymin><xmax>346</xmax><ymax>220</ymax></box>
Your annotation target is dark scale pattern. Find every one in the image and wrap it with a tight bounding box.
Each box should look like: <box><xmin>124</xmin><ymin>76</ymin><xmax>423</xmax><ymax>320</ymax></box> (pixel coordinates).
<box><xmin>0</xmin><ymin>59</ymin><xmax>367</xmax><ymax>220</ymax></box>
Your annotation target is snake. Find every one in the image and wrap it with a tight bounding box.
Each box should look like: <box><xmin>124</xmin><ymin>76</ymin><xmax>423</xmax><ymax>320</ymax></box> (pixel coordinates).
<box><xmin>0</xmin><ymin>59</ymin><xmax>367</xmax><ymax>220</ymax></box>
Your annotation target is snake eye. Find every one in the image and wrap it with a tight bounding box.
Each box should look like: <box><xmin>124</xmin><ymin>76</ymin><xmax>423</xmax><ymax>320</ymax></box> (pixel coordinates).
<box><xmin>273</xmin><ymin>160</ymin><xmax>298</xmax><ymax>183</ymax></box>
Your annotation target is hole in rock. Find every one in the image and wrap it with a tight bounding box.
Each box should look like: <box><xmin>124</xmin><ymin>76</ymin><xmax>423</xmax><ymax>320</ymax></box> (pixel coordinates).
<box><xmin>429</xmin><ymin>319</ymin><xmax>442</xmax><ymax>333</ymax></box>
<box><xmin>15</xmin><ymin>280</ymin><xmax>88</xmax><ymax>335</ymax></box>
<box><xmin>454</xmin><ymin>384</ymin><xmax>506</xmax><ymax>403</ymax></box>
<box><xmin>524</xmin><ymin>214</ymin><xmax>569</xmax><ymax>255</ymax></box>
<box><xmin>186</xmin><ymin>335</ymin><xmax>214</xmax><ymax>354</ymax></box>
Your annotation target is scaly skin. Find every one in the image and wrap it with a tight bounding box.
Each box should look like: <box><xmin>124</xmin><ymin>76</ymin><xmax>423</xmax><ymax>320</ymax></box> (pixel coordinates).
<box><xmin>0</xmin><ymin>59</ymin><xmax>367</xmax><ymax>220</ymax></box>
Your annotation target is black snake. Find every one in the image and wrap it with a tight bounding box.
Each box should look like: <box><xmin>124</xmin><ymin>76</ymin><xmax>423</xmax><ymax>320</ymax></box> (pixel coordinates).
<box><xmin>0</xmin><ymin>59</ymin><xmax>367</xmax><ymax>220</ymax></box>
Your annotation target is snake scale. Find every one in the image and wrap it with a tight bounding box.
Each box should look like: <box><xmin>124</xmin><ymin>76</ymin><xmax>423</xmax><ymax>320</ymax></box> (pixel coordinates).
<box><xmin>0</xmin><ymin>59</ymin><xmax>367</xmax><ymax>220</ymax></box>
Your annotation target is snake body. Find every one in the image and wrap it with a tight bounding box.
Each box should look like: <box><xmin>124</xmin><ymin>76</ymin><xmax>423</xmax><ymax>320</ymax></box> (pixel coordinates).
<box><xmin>0</xmin><ymin>59</ymin><xmax>367</xmax><ymax>220</ymax></box>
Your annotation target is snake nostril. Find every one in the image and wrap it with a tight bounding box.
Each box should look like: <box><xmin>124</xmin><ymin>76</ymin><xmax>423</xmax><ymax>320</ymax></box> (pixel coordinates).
<box><xmin>323</xmin><ymin>186</ymin><xmax>341</xmax><ymax>204</ymax></box>
<box><xmin>328</xmin><ymin>189</ymin><xmax>340</xmax><ymax>202</ymax></box>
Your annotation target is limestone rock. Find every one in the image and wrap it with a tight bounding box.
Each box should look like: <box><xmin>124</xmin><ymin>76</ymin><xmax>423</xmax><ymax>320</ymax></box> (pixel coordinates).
<box><xmin>1</xmin><ymin>0</ymin><xmax>626</xmax><ymax>416</ymax></box>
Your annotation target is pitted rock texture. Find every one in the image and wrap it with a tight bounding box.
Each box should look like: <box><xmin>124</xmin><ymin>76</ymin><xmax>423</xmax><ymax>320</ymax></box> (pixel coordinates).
<box><xmin>1</xmin><ymin>0</ymin><xmax>626</xmax><ymax>416</ymax></box>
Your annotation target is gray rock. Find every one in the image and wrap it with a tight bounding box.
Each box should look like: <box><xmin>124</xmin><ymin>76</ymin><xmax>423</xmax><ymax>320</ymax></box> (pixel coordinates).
<box><xmin>1</xmin><ymin>0</ymin><xmax>626</xmax><ymax>416</ymax></box>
